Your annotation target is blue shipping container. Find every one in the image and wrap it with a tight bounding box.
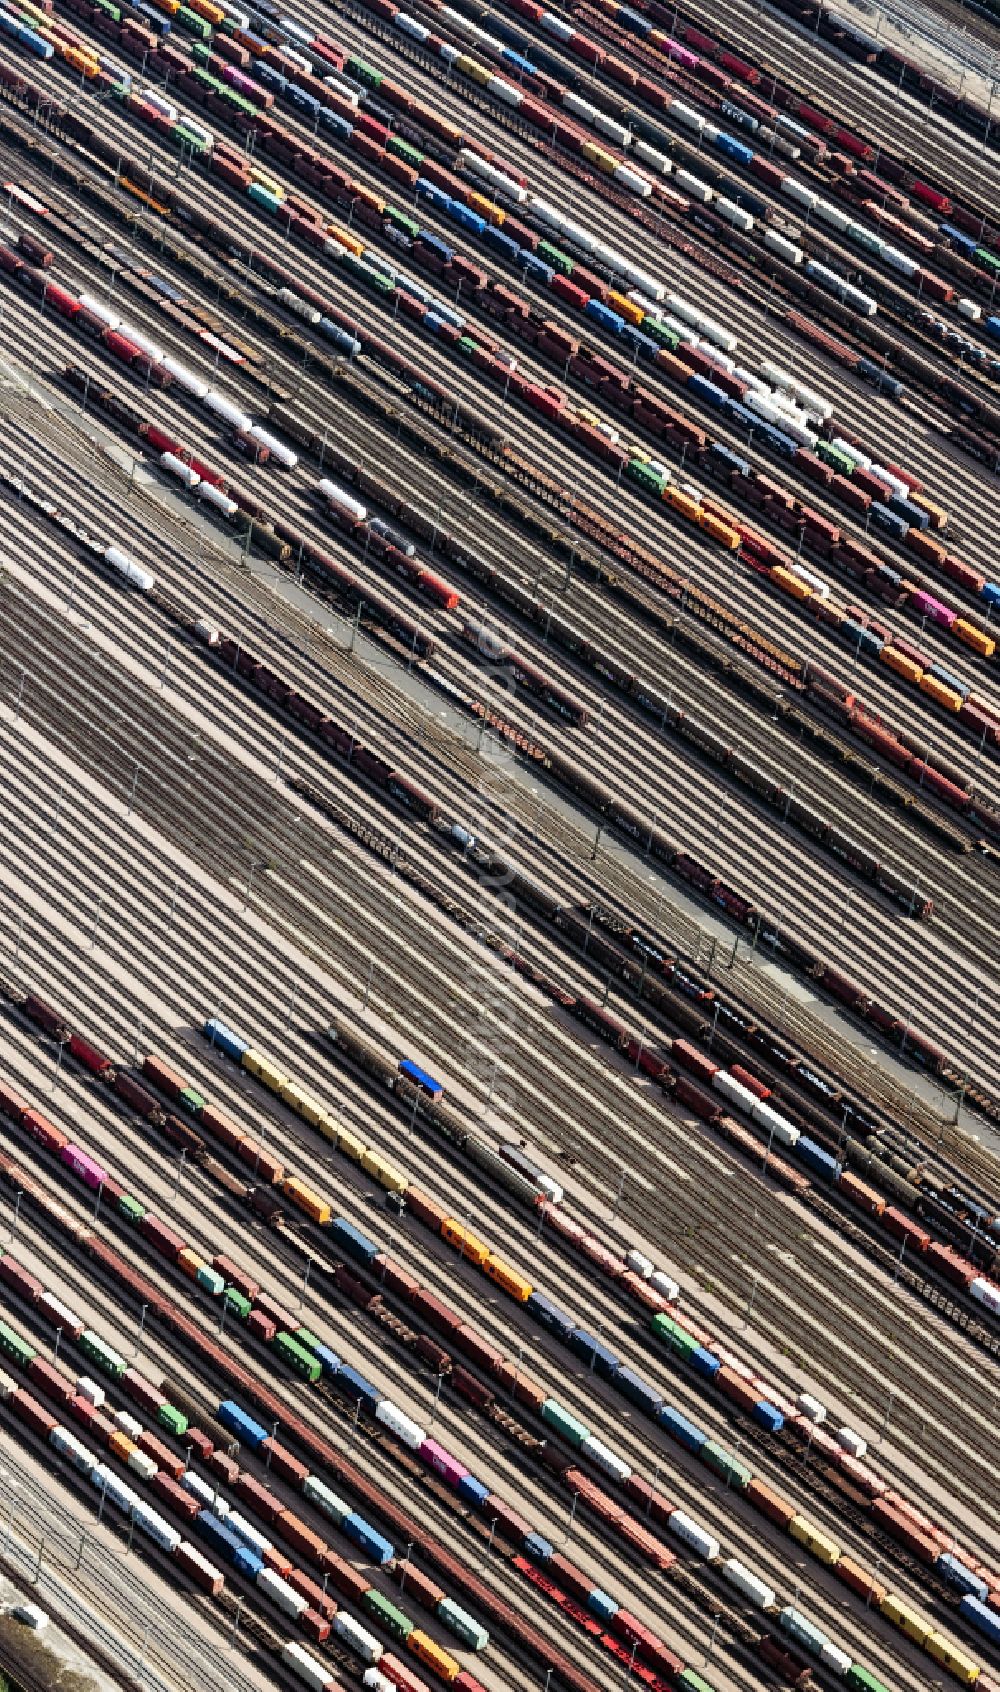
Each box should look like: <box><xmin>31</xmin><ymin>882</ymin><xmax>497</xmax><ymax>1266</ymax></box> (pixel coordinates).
<box><xmin>587</xmin><ymin>1589</ymin><xmax>619</xmax><ymax>1622</ymax></box>
<box><xmin>526</xmin><ymin>1291</ymin><xmax>576</xmax><ymax>1339</ymax></box>
<box><xmin>524</xmin><ymin>1532</ymin><xmax>555</xmax><ymax>1561</ymax></box>
<box><xmin>584</xmin><ymin>300</ymin><xmax>626</xmax><ymax>334</ymax></box>
<box><xmin>689</xmin><ymin>1346</ymin><xmax>721</xmax><ymax>1379</ymax></box>
<box><xmin>982</xmin><ymin>582</ymin><xmax>1000</xmax><ymax>608</ymax></box>
<box><xmin>567</xmin><ymin>1329</ymin><xmax>620</xmax><ymax>1378</ymax></box>
<box><xmin>233</xmin><ymin>1545</ymin><xmax>264</xmax><ymax>1580</ymax></box>
<box><xmin>985</xmin><ymin>316</ymin><xmax>1000</xmax><ymax>341</ymax></box>
<box><xmin>620</xmin><ymin>326</ymin><xmax>661</xmax><ymax>360</ymax></box>
<box><xmin>619</xmin><ymin>5</ymin><xmax>652</xmax><ymax>32</ymax></box>
<box><xmin>752</xmin><ymin>1401</ymin><xmax>784</xmax><ymax>1433</ymax></box>
<box><xmin>937</xmin><ymin>1553</ymin><xmax>989</xmax><ymax>1600</ymax></box>
<box><xmin>890</xmin><ymin>494</ymin><xmax>929</xmax><ymax>529</ymax></box>
<box><xmin>217</xmin><ymin>1401</ymin><xmax>269</xmax><ymax>1449</ymax></box>
<box><xmin>615</xmin><ymin>1367</ymin><xmax>663</xmax><ymax>1417</ymax></box>
<box><xmin>687</xmin><ymin>375</ymin><xmax>729</xmax><ymax>408</ymax></box>
<box><xmin>398</xmin><ymin>1058</ymin><xmax>443</xmax><ymax>1099</ymax></box>
<box><xmin>482</xmin><ymin>226</ymin><xmax>521</xmax><ymax>262</ymax></box>
<box><xmin>313</xmin><ymin>1344</ymin><xmax>343</xmax><ymax>1375</ymax></box>
<box><xmin>343</xmin><ymin>1512</ymin><xmax>394</xmax><ymax>1565</ymax></box>
<box><xmin>796</xmin><ymin>1136</ymin><xmax>841</xmax><ymax>1181</ymax></box>
<box><xmin>659</xmin><ymin>1405</ymin><xmax>708</xmax><ymax>1453</ymax></box>
<box><xmin>329</xmin><ymin>1218</ymin><xmax>379</xmax><ymax>1265</ymax></box>
<box><xmin>928</xmin><ymin>664</ymin><xmax>970</xmax><ymax>699</ymax></box>
<box><xmin>457</xmin><ymin>1473</ymin><xmax>491</xmax><ymax>1508</ymax></box>
<box><xmin>521</xmin><ymin>255</ymin><xmax>554</xmax><ymax>283</ymax></box>
<box><xmin>959</xmin><ymin>1596</ymin><xmax>1000</xmax><ymax>1644</ymax></box>
<box><xmin>203</xmin><ymin>1018</ymin><xmax>249</xmax><ymax>1062</ymax></box>
<box><xmin>338</xmin><ymin>1363</ymin><xmax>382</xmax><ymax>1409</ymax></box>
<box><xmin>194</xmin><ymin>1509</ymin><xmax>246</xmax><ymax>1561</ymax></box>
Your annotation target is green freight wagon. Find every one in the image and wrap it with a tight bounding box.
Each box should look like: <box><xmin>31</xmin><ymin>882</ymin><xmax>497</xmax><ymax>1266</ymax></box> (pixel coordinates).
<box><xmin>437</xmin><ymin>1597</ymin><xmax>488</xmax><ymax>1650</ymax></box>
<box><xmin>118</xmin><ymin>1194</ymin><xmax>146</xmax><ymax>1223</ymax></box>
<box><xmin>175</xmin><ymin>6</ymin><xmax>211</xmax><ymax>35</ymax></box>
<box><xmin>844</xmin><ymin>1668</ymin><xmax>891</xmax><ymax>1692</ymax></box>
<box><xmin>643</xmin><ymin>317</ymin><xmax>680</xmax><ymax>350</ymax></box>
<box><xmin>157</xmin><ymin>1402</ymin><xmax>189</xmax><ymax>1437</ymax></box>
<box><xmin>537</xmin><ymin>239</ymin><xmax>573</xmax><ymax>275</ymax></box>
<box><xmin>224</xmin><ymin>1287</ymin><xmax>251</xmax><ymax>1319</ymax></box>
<box><xmin>177</xmin><ymin>1086</ymin><xmax>205</xmax><ymax>1115</ymax></box>
<box><xmin>248</xmin><ymin>182</ymin><xmax>283</xmax><ymax>214</ymax></box>
<box><xmin>191</xmin><ymin>38</ymin><xmax>211</xmax><ymax>62</ymax></box>
<box><xmin>386</xmin><ymin>207</ymin><xmax>419</xmax><ymax>239</ymax></box>
<box><xmin>677</xmin><ymin>1673</ymin><xmax>718</xmax><ymax>1692</ymax></box>
<box><xmin>79</xmin><ymin>1329</ymin><xmax>127</xmax><ymax>1380</ymax></box>
<box><xmin>626</xmin><ymin>460</ymin><xmax>665</xmax><ymax>495</ymax></box>
<box><xmin>274</xmin><ymin>1332</ymin><xmax>321</xmax><ymax>1382</ymax></box>
<box><xmin>0</xmin><ymin>1321</ymin><xmax>36</xmax><ymax>1369</ymax></box>
<box><xmin>294</xmin><ymin>1326</ymin><xmax>324</xmax><ymax>1353</ymax></box>
<box><xmin>700</xmin><ymin>1440</ymin><xmax>752</xmax><ymax>1489</ymax></box>
<box><xmin>346</xmin><ymin>55</ymin><xmax>381</xmax><ymax>87</ymax></box>
<box><xmin>650</xmin><ymin>1312</ymin><xmax>699</xmax><ymax>1362</ymax></box>
<box><xmin>815</xmin><ymin>439</ymin><xmax>856</xmax><ymax>476</ymax></box>
<box><xmin>362</xmin><ymin>1589</ymin><xmax>413</xmax><ymax>1642</ymax></box>
<box><xmin>540</xmin><ymin>1397</ymin><xmax>589</xmax><ymax>1447</ymax></box>
<box><xmin>457</xmin><ymin>336</ymin><xmax>479</xmax><ymax>356</ymax></box>
<box><xmin>387</xmin><ymin>137</ymin><xmax>423</xmax><ymax>168</ymax></box>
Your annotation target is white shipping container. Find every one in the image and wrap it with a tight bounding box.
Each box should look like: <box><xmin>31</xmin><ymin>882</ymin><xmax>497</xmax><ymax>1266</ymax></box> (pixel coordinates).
<box><xmin>780</xmin><ymin>1608</ymin><xmax>828</xmax><ymax>1653</ymax></box>
<box><xmin>282</xmin><ymin>1640</ymin><xmax>335</xmax><ymax>1692</ymax></box>
<box><xmin>127</xmin><ymin>1450</ymin><xmax>158</xmax><ymax>1482</ymax></box>
<box><xmin>438</xmin><ymin>42</ymin><xmax>461</xmax><ymax>63</ymax></box>
<box><xmin>114</xmin><ymin>1410</ymin><xmax>143</xmax><ymax>1439</ymax></box>
<box><xmin>711</xmin><ymin>1071</ymin><xmax>760</xmax><ymax>1114</ymax></box>
<box><xmin>203</xmin><ymin>391</ymin><xmax>253</xmax><ymax>432</ymax></box>
<box><xmin>650</xmin><ymin>1270</ymin><xmax>679</xmax><ymax>1301</ymax></box>
<box><xmin>781</xmin><ymin>179</ymin><xmax>818</xmax><ymax>211</ymax></box>
<box><xmin>791</xmin><ymin>566</ymin><xmax>829</xmax><ymax>600</ymax></box>
<box><xmin>40</xmin><ymin>1293</ymin><xmax>83</xmax><ymax>1333</ymax></box>
<box><xmin>837</xmin><ymin>1426</ymin><xmax>867</xmax><ymax>1458</ymax></box>
<box><xmin>674</xmin><ymin>170</ymin><xmax>713</xmax><ymax>204</ymax></box>
<box><xmin>134</xmin><ymin>1507</ymin><xmax>181</xmax><ymax>1553</ymax></box>
<box><xmin>181</xmin><ymin>1471</ymin><xmax>217</xmax><ymax>1507</ymax></box>
<box><xmin>868</xmin><ymin>465</ymin><xmax>909</xmax><ymax>500</ymax></box>
<box><xmin>882</xmin><ymin>247</ymin><xmax>918</xmax><ymax>278</ymax></box>
<box><xmin>715</xmin><ymin>197</ymin><xmax>754</xmax><ymax>233</ymax></box>
<box><xmin>971</xmin><ymin>1277</ymin><xmax>1000</xmax><ymax>1314</ymax></box>
<box><xmin>118</xmin><ymin>325</ymin><xmax>164</xmax><ymax>362</ymax></box>
<box><xmin>363</xmin><ymin>1672</ymin><xmax>396</xmax><ymax>1692</ymax></box>
<box><xmin>375</xmin><ymin>1401</ymin><xmax>426</xmax><ymax>1450</ymax></box>
<box><xmin>751</xmin><ymin>1100</ymin><xmax>800</xmax><ymax>1146</ymax></box>
<box><xmin>580</xmin><ymin>1435</ymin><xmax>632</xmax><ymax>1482</ymax></box>
<box><xmin>318</xmin><ymin>479</ymin><xmax>367</xmax><ymax>522</ymax></box>
<box><xmin>763</xmin><ymin>230</ymin><xmax>803</xmax><ymax>265</ymax></box>
<box><xmin>257</xmin><ymin>1568</ymin><xmax>309</xmax><ymax>1618</ymax></box>
<box><xmin>488</xmin><ymin>77</ymin><xmax>523</xmax><ymax>106</ymax></box>
<box><xmin>396</xmin><ymin>14</ymin><xmax>430</xmax><ymax>41</ymax></box>
<box><xmin>225</xmin><ymin>1511</ymin><xmax>272</xmax><ymax>1556</ymax></box>
<box><xmin>613</xmin><ymin>165</ymin><xmax>653</xmax><ymax>197</ymax></box>
<box><xmin>957</xmin><ymin>297</ymin><xmax>982</xmax><ymax>321</ymax></box>
<box><xmin>76</xmin><ymin>1376</ymin><xmax>106</xmax><ymax>1408</ymax></box>
<box><xmin>193</xmin><ymin>617</ymin><xmax>221</xmax><ymax>647</ymax></box>
<box><xmin>626</xmin><ymin>1250</ymin><xmax>653</xmax><ymax>1279</ymax></box>
<box><xmin>563</xmin><ymin>91</ymin><xmax>601</xmax><ymax>125</ymax></box>
<box><xmin>813</xmin><ymin>200</ymin><xmax>852</xmax><ymax>232</ymax></box>
<box><xmin>303</xmin><ymin>1475</ymin><xmax>352</xmax><ymax>1521</ymax></box>
<box><xmin>540</xmin><ymin>10</ymin><xmax>574</xmax><ymax>38</ymax></box>
<box><xmin>321</xmin><ymin>73</ymin><xmax>360</xmax><ymax>106</ymax></box>
<box><xmin>195</xmin><ymin>483</ymin><xmax>239</xmax><ymax>518</ymax></box>
<box><xmin>722</xmin><ymin>1559</ymin><xmax>776</xmax><ymax>1608</ymax></box>
<box><xmin>594</xmin><ymin>113</ymin><xmax>631</xmax><ymax>146</ymax></box>
<box><xmin>832</xmin><ymin>436</ymin><xmax>869</xmax><ymax>469</ymax></box>
<box><xmin>667</xmin><ymin>1510</ymin><xmax>720</xmax><ymax>1561</ymax></box>
<box><xmin>669</xmin><ymin>100</ymin><xmax>704</xmax><ymax>133</ymax></box>
<box><xmin>818</xmin><ymin>1640</ymin><xmax>853</xmax><ymax>1675</ymax></box>
<box><xmin>160</xmin><ymin>452</ymin><xmax>201</xmax><ymax>489</ymax></box>
<box><xmin>634</xmin><ymin>140</ymin><xmax>671</xmax><ymax>174</ymax></box>
<box><xmin>334</xmin><ymin>1613</ymin><xmax>383</xmax><ymax>1665</ymax></box>
<box><xmin>143</xmin><ymin>89</ymin><xmax>178</xmax><ymax>121</ymax></box>
<box><xmin>796</xmin><ymin>1392</ymin><xmax>826</xmax><ymax>1423</ymax></box>
<box><xmin>530</xmin><ymin>197</ymin><xmax>566</xmax><ymax>230</ymax></box>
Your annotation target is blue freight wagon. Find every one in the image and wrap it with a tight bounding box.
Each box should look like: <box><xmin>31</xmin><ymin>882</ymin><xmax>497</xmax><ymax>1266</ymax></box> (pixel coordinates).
<box><xmin>329</xmin><ymin>1218</ymin><xmax>379</xmax><ymax>1265</ymax></box>
<box><xmin>689</xmin><ymin>1346</ymin><xmax>721</xmax><ymax>1378</ymax></box>
<box><xmin>217</xmin><ymin>1401</ymin><xmax>269</xmax><ymax>1449</ymax></box>
<box><xmin>343</xmin><ymin>1512</ymin><xmax>394</xmax><ymax>1565</ymax></box>
<box><xmin>398</xmin><ymin>1059</ymin><xmax>443</xmax><ymax>1100</ymax></box>
<box><xmin>525</xmin><ymin>1291</ymin><xmax>575</xmax><ymax>1340</ymax></box>
<box><xmin>457</xmin><ymin>1473</ymin><xmax>491</xmax><ymax>1508</ymax></box>
<box><xmin>587</xmin><ymin>1589</ymin><xmax>619</xmax><ymax>1621</ymax></box>
<box><xmin>615</xmin><ymin>1367</ymin><xmax>663</xmax><ymax>1417</ymax></box>
<box><xmin>752</xmin><ymin>1400</ymin><xmax>784</xmax><ymax>1433</ymax></box>
<box><xmin>338</xmin><ymin>1363</ymin><xmax>383</xmax><ymax>1411</ymax></box>
<box><xmin>659</xmin><ymin>1405</ymin><xmax>708</xmax><ymax>1453</ymax></box>
<box><xmin>203</xmin><ymin>1018</ymin><xmax>249</xmax><ymax>1062</ymax></box>
<box><xmin>567</xmin><ymin>1328</ymin><xmax>620</xmax><ymax>1378</ymax></box>
<box><xmin>195</xmin><ymin>1509</ymin><xmax>247</xmax><ymax>1563</ymax></box>
<box><xmin>796</xmin><ymin>1136</ymin><xmax>842</xmax><ymax>1181</ymax></box>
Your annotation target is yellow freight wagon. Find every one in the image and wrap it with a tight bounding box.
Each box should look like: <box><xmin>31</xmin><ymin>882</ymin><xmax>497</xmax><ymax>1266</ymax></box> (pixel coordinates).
<box><xmin>441</xmin><ymin>1218</ymin><xmax>491</xmax><ymax>1268</ymax></box>
<box><xmin>407</xmin><ymin>1631</ymin><xmax>460</xmax><ymax>1682</ymax></box>
<box><xmin>315</xmin><ymin>1113</ymin><xmax>339</xmax><ymax>1145</ymax></box>
<box><xmin>909</xmin><ymin>490</ymin><xmax>948</xmax><ymax>529</ymax></box>
<box><xmin>663</xmin><ymin>485</ymin><xmax>701</xmax><ymax>521</ymax></box>
<box><xmin>281</xmin><ymin>1177</ymin><xmax>331</xmax><ymax>1226</ymax></box>
<box><xmin>919</xmin><ymin>672</ymin><xmax>963</xmax><ymax>711</ymax></box>
<box><xmin>327</xmin><ymin>227</ymin><xmax>365</xmax><ymax>257</ymax></box>
<box><xmin>699</xmin><ymin>512</ymin><xmax>740</xmax><ymax>549</ymax></box>
<box><xmin>788</xmin><ymin>1515</ymin><xmax>840</xmax><ymax>1566</ymax></box>
<box><xmin>925</xmin><ymin>1633</ymin><xmax>980</xmax><ymax>1684</ymax></box>
<box><xmin>188</xmin><ymin>0</ymin><xmax>225</xmax><ymax>19</ymax></box>
<box><xmin>608</xmin><ymin>289</ymin><xmax>645</xmax><ymax>326</ymax></box>
<box><xmin>177</xmin><ymin>1247</ymin><xmax>203</xmax><ymax>1279</ymax></box>
<box><xmin>954</xmin><ymin>618</ymin><xmax>996</xmax><ymax>658</ymax></box>
<box><xmin>880</xmin><ymin>647</ymin><xmax>923</xmax><ymax>683</ymax></box>
<box><xmin>108</xmin><ymin>1430</ymin><xmax>136</xmax><ymax>1462</ymax></box>
<box><xmin>360</xmin><ymin>1149</ymin><xmax>408</xmax><ymax>1193</ymax></box>
<box><xmin>467</xmin><ymin>191</ymin><xmax>504</xmax><ymax>225</ymax></box>
<box><xmin>337</xmin><ymin>1127</ymin><xmax>366</xmax><ymax>1165</ymax></box>
<box><xmin>279</xmin><ymin>1081</ymin><xmax>328</xmax><ymax>1129</ymax></box>
<box><xmin>241</xmin><ymin>1049</ymin><xmax>287</xmax><ymax>1093</ymax></box>
<box><xmin>484</xmin><ymin>1255</ymin><xmax>533</xmax><ymax>1301</ymax></box>
<box><xmin>581</xmin><ymin>141</ymin><xmax>617</xmax><ymax>173</ymax></box>
<box><xmin>771</xmin><ymin>566</ymin><xmax>813</xmax><ymax>601</ymax></box>
<box><xmin>879</xmin><ymin>1592</ymin><xmax>934</xmax><ymax>1645</ymax></box>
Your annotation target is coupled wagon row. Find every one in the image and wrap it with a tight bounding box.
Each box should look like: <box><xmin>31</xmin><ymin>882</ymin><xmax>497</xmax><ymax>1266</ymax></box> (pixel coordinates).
<box><xmin>196</xmin><ymin>1010</ymin><xmax>998</xmax><ymax>1688</ymax></box>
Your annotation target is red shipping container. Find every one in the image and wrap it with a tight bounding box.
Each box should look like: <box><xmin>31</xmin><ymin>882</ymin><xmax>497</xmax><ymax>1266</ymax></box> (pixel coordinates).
<box><xmin>0</xmin><ymin>1257</ymin><xmax>43</xmax><ymax>1301</ymax></box>
<box><xmin>672</xmin><ymin>1076</ymin><xmax>719</xmax><ymax>1120</ymax></box>
<box><xmin>670</xmin><ymin>1039</ymin><xmax>719</xmax><ymax>1084</ymax></box>
<box><xmin>27</xmin><ymin>1356</ymin><xmax>74</xmax><ymax>1406</ymax></box>
<box><xmin>872</xmin><ymin>1497</ymin><xmax>939</xmax><ymax>1561</ymax></box>
<box><xmin>10</xmin><ymin>1388</ymin><xmax>57</xmax><ymax>1439</ymax></box>
<box><xmin>248</xmin><ymin>1309</ymin><xmax>276</xmax><ymax>1343</ymax></box>
<box><xmin>730</xmin><ymin>1064</ymin><xmax>769</xmax><ymax>1099</ymax></box>
<box><xmin>175</xmin><ymin>1539</ymin><xmax>224</xmax><ymax>1595</ymax></box>
<box><xmin>236</xmin><ymin>1473</ymin><xmax>284</xmax><ymax>1523</ymax></box>
<box><xmin>287</xmin><ymin>1567</ymin><xmax>336</xmax><ymax>1619</ymax></box>
<box><xmin>262</xmin><ymin>1544</ymin><xmax>294</xmax><ymax>1576</ymax></box>
<box><xmin>253</xmin><ymin>1292</ymin><xmax>299</xmax><ymax>1332</ymax></box>
<box><xmin>317</xmin><ymin>1549</ymin><xmax>371</xmax><ymax>1603</ymax></box>
<box><xmin>881</xmin><ymin>1207</ymin><xmax>930</xmax><ymax>1252</ymax></box>
<box><xmin>261</xmin><ymin>1439</ymin><xmax>309</xmax><ymax>1488</ymax></box>
<box><xmin>138</xmin><ymin>1430</ymin><xmax>185</xmax><ymax>1479</ymax></box>
<box><xmin>22</xmin><ymin>1110</ymin><xmax>68</xmax><ymax>1154</ymax></box>
<box><xmin>377</xmin><ymin>1257</ymin><xmax>421</xmax><ymax>1300</ymax></box>
<box><xmin>276</xmin><ymin>1510</ymin><xmax>327</xmax><ymax>1565</ymax></box>
<box><xmin>122</xmin><ymin>1370</ymin><xmax>166</xmax><ymax>1414</ymax></box>
<box><xmin>838</xmin><ymin>1170</ymin><xmax>885</xmax><ymax>1216</ymax></box>
<box><xmin>185</xmin><ymin>1427</ymin><xmax>214</xmax><ymax>1461</ymax></box>
<box><xmin>835</xmin><ymin>1554</ymin><xmax>887</xmax><ymax>1608</ymax></box>
<box><xmin>211</xmin><ymin>1255</ymin><xmax>258</xmax><ymax>1300</ymax></box>
<box><xmin>550</xmin><ymin>274</ymin><xmax>589</xmax><ymax>310</ymax></box>
<box><xmin>200</xmin><ymin>1108</ymin><xmax>248</xmax><ymax>1155</ymax></box>
<box><xmin>207</xmin><ymin>1450</ymin><xmax>240</xmax><ymax>1485</ymax></box>
<box><xmin>139</xmin><ymin>1214</ymin><xmax>186</xmax><ymax>1260</ymax></box>
<box><xmin>141</xmin><ymin>1054</ymin><xmax>186</xmax><ymax>1097</ymax></box>
<box><xmin>236</xmin><ymin>1140</ymin><xmax>283</xmax><ymax>1183</ymax></box>
<box><xmin>300</xmin><ymin>1608</ymin><xmax>331</xmax><ymax>1644</ymax></box>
